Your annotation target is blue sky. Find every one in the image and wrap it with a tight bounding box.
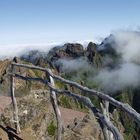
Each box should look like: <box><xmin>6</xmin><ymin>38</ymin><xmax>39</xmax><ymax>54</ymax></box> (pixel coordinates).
<box><xmin>0</xmin><ymin>0</ymin><xmax>140</xmax><ymax>46</ymax></box>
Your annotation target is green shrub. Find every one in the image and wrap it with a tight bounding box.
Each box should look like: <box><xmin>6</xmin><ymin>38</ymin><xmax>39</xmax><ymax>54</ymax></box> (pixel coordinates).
<box><xmin>47</xmin><ymin>121</ymin><xmax>57</xmax><ymax>136</ymax></box>
<box><xmin>59</xmin><ymin>95</ymin><xmax>72</xmax><ymax>108</ymax></box>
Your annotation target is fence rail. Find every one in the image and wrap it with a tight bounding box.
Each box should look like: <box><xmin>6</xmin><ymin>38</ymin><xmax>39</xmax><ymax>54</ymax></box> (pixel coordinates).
<box><xmin>9</xmin><ymin>62</ymin><xmax>140</xmax><ymax>140</ymax></box>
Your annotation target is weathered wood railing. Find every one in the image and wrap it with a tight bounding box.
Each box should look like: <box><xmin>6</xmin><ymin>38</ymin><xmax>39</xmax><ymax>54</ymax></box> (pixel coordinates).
<box><xmin>9</xmin><ymin>62</ymin><xmax>140</xmax><ymax>140</ymax></box>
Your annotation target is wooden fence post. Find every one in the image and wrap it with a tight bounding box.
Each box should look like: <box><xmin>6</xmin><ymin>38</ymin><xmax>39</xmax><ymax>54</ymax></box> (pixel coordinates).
<box><xmin>10</xmin><ymin>64</ymin><xmax>21</xmax><ymax>134</ymax></box>
<box><xmin>100</xmin><ymin>100</ymin><xmax>113</xmax><ymax>140</ymax></box>
<box><xmin>48</xmin><ymin>70</ymin><xmax>63</xmax><ymax>140</ymax></box>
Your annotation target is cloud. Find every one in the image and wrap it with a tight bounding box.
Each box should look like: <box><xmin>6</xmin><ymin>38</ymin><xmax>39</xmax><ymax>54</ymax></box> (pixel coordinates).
<box><xmin>55</xmin><ymin>57</ymin><xmax>92</xmax><ymax>73</ymax></box>
<box><xmin>94</xmin><ymin>63</ymin><xmax>140</xmax><ymax>92</ymax></box>
<box><xmin>99</xmin><ymin>30</ymin><xmax>140</xmax><ymax>63</ymax></box>
<box><xmin>0</xmin><ymin>39</ymin><xmax>100</xmax><ymax>60</ymax></box>
<box><xmin>94</xmin><ymin>30</ymin><xmax>140</xmax><ymax>92</ymax></box>
<box><xmin>0</xmin><ymin>42</ymin><xmax>62</xmax><ymax>60</ymax></box>
<box><xmin>114</xmin><ymin>31</ymin><xmax>140</xmax><ymax>63</ymax></box>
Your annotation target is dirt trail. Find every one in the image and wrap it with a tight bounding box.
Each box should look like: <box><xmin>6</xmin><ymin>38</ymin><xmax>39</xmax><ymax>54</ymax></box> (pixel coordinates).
<box><xmin>0</xmin><ymin>95</ymin><xmax>11</xmax><ymax>115</ymax></box>
<box><xmin>60</xmin><ymin>107</ymin><xmax>86</xmax><ymax>126</ymax></box>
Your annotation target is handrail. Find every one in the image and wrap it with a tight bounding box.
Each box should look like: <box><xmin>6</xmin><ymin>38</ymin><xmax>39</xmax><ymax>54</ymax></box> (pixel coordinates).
<box><xmin>10</xmin><ymin>62</ymin><xmax>140</xmax><ymax>140</ymax></box>
<box><xmin>12</xmin><ymin>62</ymin><xmax>140</xmax><ymax>125</ymax></box>
<box><xmin>13</xmin><ymin>73</ymin><xmax>123</xmax><ymax>140</ymax></box>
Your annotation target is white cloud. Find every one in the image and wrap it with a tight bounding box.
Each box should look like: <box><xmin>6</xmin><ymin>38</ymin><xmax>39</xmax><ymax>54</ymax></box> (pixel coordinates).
<box><xmin>94</xmin><ymin>63</ymin><xmax>140</xmax><ymax>92</ymax></box>
<box><xmin>0</xmin><ymin>42</ymin><xmax>62</xmax><ymax>59</ymax></box>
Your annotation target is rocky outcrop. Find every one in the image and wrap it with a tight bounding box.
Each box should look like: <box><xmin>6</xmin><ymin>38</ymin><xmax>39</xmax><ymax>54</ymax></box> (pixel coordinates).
<box><xmin>46</xmin><ymin>43</ymin><xmax>84</xmax><ymax>68</ymax></box>
<box><xmin>21</xmin><ymin>50</ymin><xmax>46</xmax><ymax>66</ymax></box>
<box><xmin>97</xmin><ymin>35</ymin><xmax>117</xmax><ymax>56</ymax></box>
<box><xmin>64</xmin><ymin>112</ymin><xmax>103</xmax><ymax>140</ymax></box>
<box><xmin>86</xmin><ymin>42</ymin><xmax>97</xmax><ymax>62</ymax></box>
<box><xmin>49</xmin><ymin>43</ymin><xmax>84</xmax><ymax>59</ymax></box>
<box><xmin>64</xmin><ymin>43</ymin><xmax>84</xmax><ymax>58</ymax></box>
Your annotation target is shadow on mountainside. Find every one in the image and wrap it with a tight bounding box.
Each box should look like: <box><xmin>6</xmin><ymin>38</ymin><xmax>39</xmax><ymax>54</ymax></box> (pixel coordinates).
<box><xmin>0</xmin><ymin>125</ymin><xmax>23</xmax><ymax>140</ymax></box>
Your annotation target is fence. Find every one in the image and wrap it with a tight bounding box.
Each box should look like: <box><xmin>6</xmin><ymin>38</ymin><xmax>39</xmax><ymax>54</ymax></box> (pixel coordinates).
<box><xmin>9</xmin><ymin>62</ymin><xmax>140</xmax><ymax>140</ymax></box>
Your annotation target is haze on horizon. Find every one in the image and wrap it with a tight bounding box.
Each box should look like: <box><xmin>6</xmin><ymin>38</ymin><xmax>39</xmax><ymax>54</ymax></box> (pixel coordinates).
<box><xmin>0</xmin><ymin>0</ymin><xmax>140</xmax><ymax>47</ymax></box>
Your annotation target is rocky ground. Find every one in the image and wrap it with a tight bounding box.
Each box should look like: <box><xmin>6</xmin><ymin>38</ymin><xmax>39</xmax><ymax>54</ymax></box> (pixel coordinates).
<box><xmin>0</xmin><ymin>93</ymin><xmax>103</xmax><ymax>140</ymax></box>
<box><xmin>0</xmin><ymin>96</ymin><xmax>11</xmax><ymax>115</ymax></box>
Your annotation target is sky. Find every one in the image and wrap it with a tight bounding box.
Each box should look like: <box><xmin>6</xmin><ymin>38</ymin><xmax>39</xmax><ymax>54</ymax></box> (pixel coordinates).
<box><xmin>0</xmin><ymin>0</ymin><xmax>140</xmax><ymax>46</ymax></box>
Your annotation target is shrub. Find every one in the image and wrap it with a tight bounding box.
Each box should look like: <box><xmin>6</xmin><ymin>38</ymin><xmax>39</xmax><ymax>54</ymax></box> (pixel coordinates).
<box><xmin>47</xmin><ymin>121</ymin><xmax>57</xmax><ymax>136</ymax></box>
